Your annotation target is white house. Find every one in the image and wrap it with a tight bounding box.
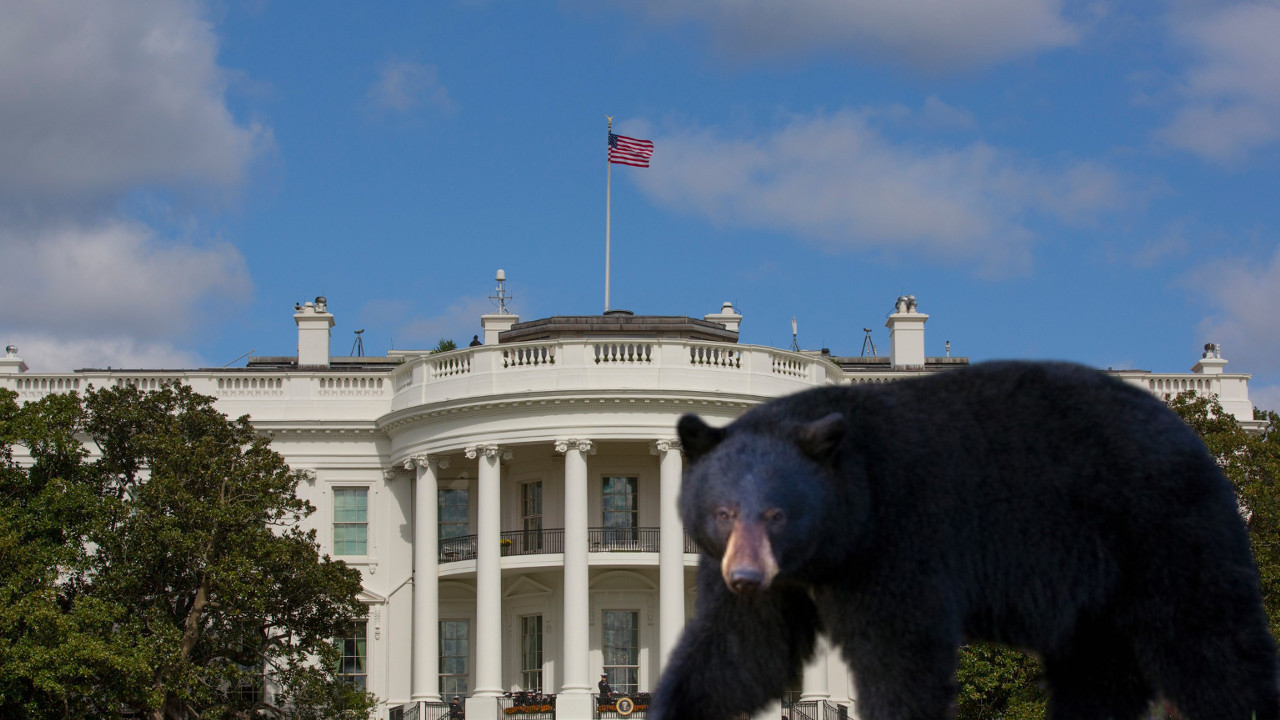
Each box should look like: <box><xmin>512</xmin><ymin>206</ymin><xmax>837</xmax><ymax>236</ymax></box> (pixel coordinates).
<box><xmin>0</xmin><ymin>288</ymin><xmax>1257</xmax><ymax>720</ymax></box>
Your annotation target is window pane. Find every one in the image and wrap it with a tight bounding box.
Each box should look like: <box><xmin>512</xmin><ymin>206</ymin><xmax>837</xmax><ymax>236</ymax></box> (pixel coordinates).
<box><xmin>602</xmin><ymin>610</ymin><xmax>639</xmax><ymax>696</ymax></box>
<box><xmin>603</xmin><ymin>477</ymin><xmax>637</xmax><ymax>530</ymax></box>
<box><xmin>336</xmin><ymin>621</ymin><xmax>368</xmax><ymax>689</ymax></box>
<box><xmin>439</xmin><ymin>489</ymin><xmax>470</xmax><ymax>540</ymax></box>
<box><xmin>333</xmin><ymin>488</ymin><xmax>369</xmax><ymax>556</ymax></box>
<box><xmin>440</xmin><ymin>620</ymin><xmax>470</xmax><ymax>698</ymax></box>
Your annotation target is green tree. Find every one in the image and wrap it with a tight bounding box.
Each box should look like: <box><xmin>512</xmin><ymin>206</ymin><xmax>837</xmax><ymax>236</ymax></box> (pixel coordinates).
<box><xmin>1168</xmin><ymin>391</ymin><xmax>1280</xmax><ymax>640</ymax></box>
<box><xmin>430</xmin><ymin>338</ymin><xmax>457</xmax><ymax>354</ymax></box>
<box><xmin>0</xmin><ymin>384</ymin><xmax>375</xmax><ymax>719</ymax></box>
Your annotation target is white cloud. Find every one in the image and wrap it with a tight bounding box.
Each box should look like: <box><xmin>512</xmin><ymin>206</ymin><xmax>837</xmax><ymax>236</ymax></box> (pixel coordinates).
<box><xmin>631</xmin><ymin>0</ymin><xmax>1077</xmax><ymax>70</ymax></box>
<box><xmin>0</xmin><ymin>0</ymin><xmax>265</xmax><ymax>212</ymax></box>
<box><xmin>0</xmin><ymin>220</ymin><xmax>251</xmax><ymax>338</ymax></box>
<box><xmin>1156</xmin><ymin>2</ymin><xmax>1280</xmax><ymax>164</ymax></box>
<box><xmin>1186</xmin><ymin>246</ymin><xmax>1280</xmax><ymax>378</ymax></box>
<box><xmin>369</xmin><ymin>61</ymin><xmax>454</xmax><ymax>114</ymax></box>
<box><xmin>630</xmin><ymin>110</ymin><xmax>1130</xmax><ymax>276</ymax></box>
<box><xmin>0</xmin><ymin>1</ymin><xmax>262</xmax><ymax>372</ymax></box>
<box><xmin>2</xmin><ymin>334</ymin><xmax>205</xmax><ymax>373</ymax></box>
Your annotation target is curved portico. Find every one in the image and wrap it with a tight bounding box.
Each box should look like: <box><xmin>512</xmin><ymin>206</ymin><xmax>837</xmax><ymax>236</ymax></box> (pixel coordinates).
<box><xmin>383</xmin><ymin>314</ymin><xmax>842</xmax><ymax>718</ymax></box>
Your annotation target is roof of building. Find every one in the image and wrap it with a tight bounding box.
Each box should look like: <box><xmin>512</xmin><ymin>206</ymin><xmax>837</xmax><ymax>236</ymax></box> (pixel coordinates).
<box><xmin>499</xmin><ymin>311</ymin><xmax>739</xmax><ymax>344</ymax></box>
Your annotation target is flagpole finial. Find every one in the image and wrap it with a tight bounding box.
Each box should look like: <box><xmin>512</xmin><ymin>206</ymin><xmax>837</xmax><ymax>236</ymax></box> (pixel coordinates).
<box><xmin>607</xmin><ymin>115</ymin><xmax>613</xmax><ymax>128</ymax></box>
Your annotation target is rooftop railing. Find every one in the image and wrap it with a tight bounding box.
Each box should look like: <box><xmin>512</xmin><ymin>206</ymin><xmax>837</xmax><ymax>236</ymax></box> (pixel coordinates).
<box><xmin>389</xmin><ymin>339</ymin><xmax>845</xmax><ymax>413</ymax></box>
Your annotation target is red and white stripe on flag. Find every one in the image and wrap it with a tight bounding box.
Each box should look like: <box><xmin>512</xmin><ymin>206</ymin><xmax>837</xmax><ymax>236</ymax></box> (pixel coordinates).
<box><xmin>608</xmin><ymin>133</ymin><xmax>654</xmax><ymax>168</ymax></box>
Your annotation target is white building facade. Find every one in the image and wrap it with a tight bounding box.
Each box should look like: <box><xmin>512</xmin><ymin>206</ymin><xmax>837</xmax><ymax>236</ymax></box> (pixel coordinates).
<box><xmin>0</xmin><ymin>294</ymin><xmax>1259</xmax><ymax>720</ymax></box>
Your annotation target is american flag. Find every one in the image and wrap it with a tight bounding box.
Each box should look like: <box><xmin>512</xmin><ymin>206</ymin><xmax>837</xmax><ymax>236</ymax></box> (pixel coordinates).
<box><xmin>608</xmin><ymin>133</ymin><xmax>654</xmax><ymax>168</ymax></box>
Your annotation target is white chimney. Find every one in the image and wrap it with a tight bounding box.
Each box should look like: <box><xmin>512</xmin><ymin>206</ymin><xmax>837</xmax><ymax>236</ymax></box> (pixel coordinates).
<box><xmin>0</xmin><ymin>345</ymin><xmax>28</xmax><ymax>374</ymax></box>
<box><xmin>1192</xmin><ymin>343</ymin><xmax>1227</xmax><ymax>375</ymax></box>
<box><xmin>885</xmin><ymin>295</ymin><xmax>928</xmax><ymax>369</ymax></box>
<box><xmin>295</xmin><ymin>296</ymin><xmax>334</xmax><ymax>368</ymax></box>
<box><xmin>704</xmin><ymin>301</ymin><xmax>742</xmax><ymax>334</ymax></box>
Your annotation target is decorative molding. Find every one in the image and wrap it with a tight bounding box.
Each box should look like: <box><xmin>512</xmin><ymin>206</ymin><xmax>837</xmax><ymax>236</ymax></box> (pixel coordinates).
<box><xmin>298</xmin><ymin>468</ymin><xmax>317</xmax><ymax>485</ymax></box>
<box><xmin>554</xmin><ymin>438</ymin><xmax>597</xmax><ymax>455</ymax></box>
<box><xmin>405</xmin><ymin>454</ymin><xmax>450</xmax><ymax>471</ymax></box>
<box><xmin>464</xmin><ymin>444</ymin><xmax>512</xmax><ymax>461</ymax></box>
<box><xmin>649</xmin><ymin>438</ymin><xmax>681</xmax><ymax>455</ymax></box>
<box><xmin>372</xmin><ymin>607</ymin><xmax>382</xmax><ymax>640</ymax></box>
<box><xmin>382</xmin><ymin>467</ymin><xmax>400</xmax><ymax>481</ymax></box>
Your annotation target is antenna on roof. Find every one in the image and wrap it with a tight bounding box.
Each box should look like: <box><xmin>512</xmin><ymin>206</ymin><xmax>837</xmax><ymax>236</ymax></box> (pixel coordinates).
<box><xmin>490</xmin><ymin>269</ymin><xmax>513</xmax><ymax>314</ymax></box>
<box><xmin>861</xmin><ymin>328</ymin><xmax>878</xmax><ymax>357</ymax></box>
<box><xmin>222</xmin><ymin>349</ymin><xmax>256</xmax><ymax>368</ymax></box>
<box><xmin>351</xmin><ymin>329</ymin><xmax>365</xmax><ymax>357</ymax></box>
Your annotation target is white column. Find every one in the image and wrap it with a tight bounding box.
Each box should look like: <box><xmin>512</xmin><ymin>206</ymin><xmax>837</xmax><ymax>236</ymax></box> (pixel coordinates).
<box><xmin>410</xmin><ymin>454</ymin><xmax>446</xmax><ymax>704</ymax></box>
<box><xmin>556</xmin><ymin>438</ymin><xmax>595</xmax><ymax>719</ymax></box>
<box><xmin>800</xmin><ymin>636</ymin><xmax>831</xmax><ymax>702</ymax></box>
<box><xmin>651</xmin><ymin>439</ymin><xmax>684</xmax><ymax>671</ymax></box>
<box><xmin>466</xmin><ymin>444</ymin><xmax>509</xmax><ymax>717</ymax></box>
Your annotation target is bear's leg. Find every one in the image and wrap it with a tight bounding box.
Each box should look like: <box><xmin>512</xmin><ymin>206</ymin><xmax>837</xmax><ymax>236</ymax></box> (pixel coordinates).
<box><xmin>840</xmin><ymin>630</ymin><xmax>959</xmax><ymax>720</ymax></box>
<box><xmin>1041</xmin><ymin>630</ymin><xmax>1153</xmax><ymax>720</ymax></box>
<box><xmin>649</xmin><ymin>558</ymin><xmax>820</xmax><ymax>720</ymax></box>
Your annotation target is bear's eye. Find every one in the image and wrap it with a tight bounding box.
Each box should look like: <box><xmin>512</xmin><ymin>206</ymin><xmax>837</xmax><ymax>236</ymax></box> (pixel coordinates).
<box><xmin>764</xmin><ymin>508</ymin><xmax>787</xmax><ymax>527</ymax></box>
<box><xmin>715</xmin><ymin>507</ymin><xmax>735</xmax><ymax>523</ymax></box>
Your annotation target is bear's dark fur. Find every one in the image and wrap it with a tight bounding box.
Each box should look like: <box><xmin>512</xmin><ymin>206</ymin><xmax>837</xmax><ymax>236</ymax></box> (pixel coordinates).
<box><xmin>652</xmin><ymin>361</ymin><xmax>1278</xmax><ymax>720</ymax></box>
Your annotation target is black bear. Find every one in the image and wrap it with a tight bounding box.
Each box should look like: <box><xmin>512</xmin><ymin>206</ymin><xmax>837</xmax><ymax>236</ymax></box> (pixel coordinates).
<box><xmin>651</xmin><ymin>361</ymin><xmax>1278</xmax><ymax>720</ymax></box>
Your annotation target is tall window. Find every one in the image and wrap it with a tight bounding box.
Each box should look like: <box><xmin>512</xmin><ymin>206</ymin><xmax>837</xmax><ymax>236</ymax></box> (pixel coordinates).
<box><xmin>337</xmin><ymin>622</ymin><xmax>368</xmax><ymax>690</ymax></box>
<box><xmin>333</xmin><ymin>488</ymin><xmax>368</xmax><ymax>556</ymax></box>
<box><xmin>521</xmin><ymin>482</ymin><xmax>542</xmax><ymax>553</ymax></box>
<box><xmin>440</xmin><ymin>620</ymin><xmax>470</xmax><ymax>699</ymax></box>
<box><xmin>439</xmin><ymin>488</ymin><xmax>470</xmax><ymax>539</ymax></box>
<box><xmin>602</xmin><ymin>476</ymin><xmax>638</xmax><ymax>546</ymax></box>
<box><xmin>521</xmin><ymin>615</ymin><xmax>543</xmax><ymax>692</ymax></box>
<box><xmin>602</xmin><ymin>610</ymin><xmax>639</xmax><ymax>696</ymax></box>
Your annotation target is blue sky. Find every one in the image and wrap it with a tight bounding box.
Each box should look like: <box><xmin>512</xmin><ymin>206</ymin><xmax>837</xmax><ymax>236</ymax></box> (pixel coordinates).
<box><xmin>3</xmin><ymin>1</ymin><xmax>1280</xmax><ymax>409</ymax></box>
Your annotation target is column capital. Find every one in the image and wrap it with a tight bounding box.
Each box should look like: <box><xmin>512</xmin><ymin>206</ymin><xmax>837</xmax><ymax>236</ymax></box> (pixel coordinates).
<box><xmin>297</xmin><ymin>468</ymin><xmax>317</xmax><ymax>485</ymax></box>
<box><xmin>465</xmin><ymin>444</ymin><xmax>513</xmax><ymax>461</ymax></box>
<box><xmin>649</xmin><ymin>438</ymin><xmax>682</xmax><ymax>455</ymax></box>
<box><xmin>405</xmin><ymin>454</ymin><xmax>450</xmax><ymax>471</ymax></box>
<box><xmin>554</xmin><ymin>438</ymin><xmax>596</xmax><ymax>455</ymax></box>
<box><xmin>383</xmin><ymin>467</ymin><xmax>402</xmax><ymax>481</ymax></box>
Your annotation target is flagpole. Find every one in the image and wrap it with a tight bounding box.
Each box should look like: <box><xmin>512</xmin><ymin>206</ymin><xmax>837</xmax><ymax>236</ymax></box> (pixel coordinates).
<box><xmin>605</xmin><ymin>116</ymin><xmax>613</xmax><ymax>313</ymax></box>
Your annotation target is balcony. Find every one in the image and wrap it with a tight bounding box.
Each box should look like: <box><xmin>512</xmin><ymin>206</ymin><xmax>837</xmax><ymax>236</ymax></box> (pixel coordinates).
<box><xmin>499</xmin><ymin>693</ymin><xmax>556</xmax><ymax>719</ymax></box>
<box><xmin>594</xmin><ymin>693</ymin><xmax>652</xmax><ymax>719</ymax></box>
<box><xmin>438</xmin><ymin>529</ymin><xmax>699</xmax><ymax>564</ymax></box>
<box><xmin>387</xmin><ymin>339</ymin><xmax>844</xmax><ymax>416</ymax></box>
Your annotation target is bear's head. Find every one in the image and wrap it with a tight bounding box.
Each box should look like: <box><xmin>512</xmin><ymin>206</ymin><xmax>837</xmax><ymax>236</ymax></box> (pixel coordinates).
<box><xmin>677</xmin><ymin>412</ymin><xmax>847</xmax><ymax>595</ymax></box>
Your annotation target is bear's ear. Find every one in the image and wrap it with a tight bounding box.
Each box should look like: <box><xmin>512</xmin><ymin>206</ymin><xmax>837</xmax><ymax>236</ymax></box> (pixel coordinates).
<box><xmin>677</xmin><ymin>414</ymin><xmax>726</xmax><ymax>464</ymax></box>
<box><xmin>794</xmin><ymin>412</ymin><xmax>846</xmax><ymax>463</ymax></box>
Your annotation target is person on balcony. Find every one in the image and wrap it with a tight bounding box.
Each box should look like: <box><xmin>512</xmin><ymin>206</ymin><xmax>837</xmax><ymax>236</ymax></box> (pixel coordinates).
<box><xmin>599</xmin><ymin>674</ymin><xmax>616</xmax><ymax>701</ymax></box>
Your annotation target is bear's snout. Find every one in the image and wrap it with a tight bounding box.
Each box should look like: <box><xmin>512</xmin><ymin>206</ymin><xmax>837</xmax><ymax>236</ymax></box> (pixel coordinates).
<box><xmin>720</xmin><ymin>519</ymin><xmax>779</xmax><ymax>594</ymax></box>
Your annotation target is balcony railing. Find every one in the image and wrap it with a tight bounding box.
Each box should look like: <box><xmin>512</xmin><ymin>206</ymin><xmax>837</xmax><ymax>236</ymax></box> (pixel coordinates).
<box><xmin>440</xmin><ymin>535</ymin><xmax>477</xmax><ymax>563</ymax></box>
<box><xmin>594</xmin><ymin>693</ymin><xmax>652</xmax><ymax>719</ymax></box>
<box><xmin>783</xmin><ymin>700</ymin><xmax>851</xmax><ymax>720</ymax></box>
<box><xmin>501</xmin><ymin>529</ymin><xmax>565</xmax><ymax>556</ymax></box>
<box><xmin>498</xmin><ymin>693</ymin><xmax>556</xmax><ymax>719</ymax></box>
<box><xmin>588</xmin><ymin>527</ymin><xmax>659</xmax><ymax>552</ymax></box>
<box><xmin>389</xmin><ymin>702</ymin><xmax>450</xmax><ymax>720</ymax></box>
<box><xmin>440</xmin><ymin>528</ymin><xmax>689</xmax><ymax>563</ymax></box>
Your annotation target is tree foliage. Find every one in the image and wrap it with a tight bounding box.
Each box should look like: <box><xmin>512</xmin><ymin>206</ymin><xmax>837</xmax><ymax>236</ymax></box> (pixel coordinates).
<box><xmin>0</xmin><ymin>384</ymin><xmax>375</xmax><ymax>719</ymax></box>
<box><xmin>429</xmin><ymin>339</ymin><xmax>457</xmax><ymax>354</ymax></box>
